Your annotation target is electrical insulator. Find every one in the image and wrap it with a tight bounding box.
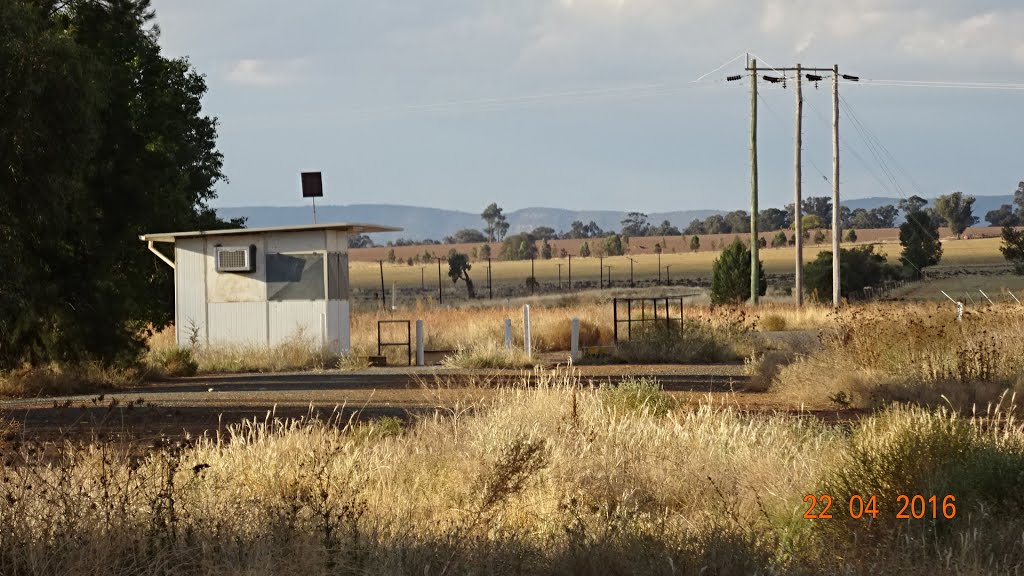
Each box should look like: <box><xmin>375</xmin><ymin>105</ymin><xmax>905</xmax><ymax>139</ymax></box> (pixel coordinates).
<box><xmin>726</xmin><ymin>75</ymin><xmax>742</xmax><ymax>82</ymax></box>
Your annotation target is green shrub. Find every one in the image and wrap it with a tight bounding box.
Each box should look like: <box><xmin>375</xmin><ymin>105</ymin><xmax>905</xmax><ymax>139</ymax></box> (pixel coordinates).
<box><xmin>804</xmin><ymin>245</ymin><xmax>899</xmax><ymax>302</ymax></box>
<box><xmin>599</xmin><ymin>377</ymin><xmax>675</xmax><ymax>416</ymax></box>
<box><xmin>710</xmin><ymin>239</ymin><xmax>766</xmax><ymax>305</ymax></box>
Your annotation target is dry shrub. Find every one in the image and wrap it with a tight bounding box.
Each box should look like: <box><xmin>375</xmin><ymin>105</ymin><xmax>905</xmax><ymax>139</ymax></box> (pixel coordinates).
<box><xmin>0</xmin><ymin>363</ymin><xmax>141</xmax><ymax>398</ymax></box>
<box><xmin>758</xmin><ymin>314</ymin><xmax>787</xmax><ymax>332</ymax></box>
<box><xmin>809</xmin><ymin>405</ymin><xmax>1024</xmax><ymax>570</ymax></box>
<box><xmin>441</xmin><ymin>343</ymin><xmax>534</xmax><ymax>370</ymax></box>
<box><xmin>615</xmin><ymin>318</ymin><xmax>745</xmax><ymax>364</ymax></box>
<box><xmin>744</xmin><ymin>350</ymin><xmax>795</xmax><ymax>392</ymax></box>
<box><xmin>774</xmin><ymin>303</ymin><xmax>1024</xmax><ymax>410</ymax></box>
<box><xmin>531</xmin><ymin>318</ymin><xmax>604</xmax><ymax>352</ymax></box>
<box><xmin>190</xmin><ymin>332</ymin><xmax>342</xmax><ymax>374</ymax></box>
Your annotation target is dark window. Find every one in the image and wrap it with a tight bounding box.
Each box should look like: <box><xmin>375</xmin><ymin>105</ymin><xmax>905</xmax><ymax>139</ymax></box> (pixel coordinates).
<box><xmin>267</xmin><ymin>253</ymin><xmax>324</xmax><ymax>301</ymax></box>
<box><xmin>327</xmin><ymin>252</ymin><xmax>349</xmax><ymax>300</ymax></box>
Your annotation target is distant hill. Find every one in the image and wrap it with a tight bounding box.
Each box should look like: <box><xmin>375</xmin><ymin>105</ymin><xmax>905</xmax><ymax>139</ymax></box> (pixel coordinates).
<box><xmin>214</xmin><ymin>204</ymin><xmax>722</xmax><ymax>243</ymax></box>
<box><xmin>214</xmin><ymin>195</ymin><xmax>1014</xmax><ymax>242</ymax></box>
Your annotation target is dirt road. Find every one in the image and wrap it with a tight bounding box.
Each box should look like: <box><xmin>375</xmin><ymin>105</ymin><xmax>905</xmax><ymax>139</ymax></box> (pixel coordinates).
<box><xmin>0</xmin><ymin>365</ymin><xmax>778</xmax><ymax>444</ymax></box>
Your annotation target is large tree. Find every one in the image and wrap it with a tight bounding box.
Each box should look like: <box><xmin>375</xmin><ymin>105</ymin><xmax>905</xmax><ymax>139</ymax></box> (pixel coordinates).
<box><xmin>481</xmin><ymin>203</ymin><xmax>509</xmax><ymax>242</ymax></box>
<box><xmin>620</xmin><ymin>212</ymin><xmax>650</xmax><ymax>237</ymax></box>
<box><xmin>802</xmin><ymin>196</ymin><xmax>833</xmax><ymax>227</ymax></box>
<box><xmin>447</xmin><ymin>252</ymin><xmax>475</xmax><ymax>298</ymax></box>
<box><xmin>1</xmin><ymin>0</ymin><xmax>238</xmax><ymax>368</ymax></box>
<box><xmin>758</xmin><ymin>208</ymin><xmax>790</xmax><ymax>232</ymax></box>
<box><xmin>1000</xmin><ymin>226</ymin><xmax>1024</xmax><ymax>275</ymax></box>
<box><xmin>899</xmin><ymin>211</ymin><xmax>942</xmax><ymax>279</ymax></box>
<box><xmin>898</xmin><ymin>195</ymin><xmax>929</xmax><ymax>216</ymax></box>
<box><xmin>986</xmin><ymin>205</ymin><xmax>1021</xmax><ymax>227</ymax></box>
<box><xmin>933</xmin><ymin>192</ymin><xmax>978</xmax><ymax>238</ymax></box>
<box><xmin>1014</xmin><ymin>181</ymin><xmax>1024</xmax><ymax>218</ymax></box>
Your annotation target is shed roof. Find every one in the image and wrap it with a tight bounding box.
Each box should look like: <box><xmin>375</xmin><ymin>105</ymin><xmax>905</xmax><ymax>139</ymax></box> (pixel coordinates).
<box><xmin>140</xmin><ymin>222</ymin><xmax>402</xmax><ymax>243</ymax></box>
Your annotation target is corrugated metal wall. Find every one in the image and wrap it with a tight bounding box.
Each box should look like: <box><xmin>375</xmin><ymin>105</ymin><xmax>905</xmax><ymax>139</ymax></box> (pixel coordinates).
<box><xmin>174</xmin><ymin>239</ymin><xmax>208</xmax><ymax>347</ymax></box>
<box><xmin>208</xmin><ymin>302</ymin><xmax>267</xmax><ymax>345</ymax></box>
<box><xmin>269</xmin><ymin>301</ymin><xmax>327</xmax><ymax>347</ymax></box>
<box><xmin>326</xmin><ymin>299</ymin><xmax>350</xmax><ymax>354</ymax></box>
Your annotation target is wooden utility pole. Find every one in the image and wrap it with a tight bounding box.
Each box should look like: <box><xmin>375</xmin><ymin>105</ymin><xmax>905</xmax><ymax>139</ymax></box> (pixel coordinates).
<box><xmin>794</xmin><ymin>63</ymin><xmax>804</xmax><ymax>307</ymax></box>
<box><xmin>750</xmin><ymin>58</ymin><xmax>760</xmax><ymax>305</ymax></box>
<box><xmin>436</xmin><ymin>257</ymin><xmax>443</xmax><ymax>305</ymax></box>
<box><xmin>378</xmin><ymin>261</ymin><xmax>386</xmax><ymax>311</ymax></box>
<box><xmin>831</xmin><ymin>64</ymin><xmax>841</xmax><ymax>308</ymax></box>
<box><xmin>734</xmin><ymin>61</ymin><xmax>857</xmax><ymax>309</ymax></box>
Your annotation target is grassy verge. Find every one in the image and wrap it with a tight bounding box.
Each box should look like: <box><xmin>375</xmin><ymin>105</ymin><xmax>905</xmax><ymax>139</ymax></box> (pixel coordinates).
<box><xmin>1</xmin><ymin>370</ymin><xmax>1022</xmax><ymax>574</ymax></box>
<box><xmin>773</xmin><ymin>303</ymin><xmax>1024</xmax><ymax>410</ymax></box>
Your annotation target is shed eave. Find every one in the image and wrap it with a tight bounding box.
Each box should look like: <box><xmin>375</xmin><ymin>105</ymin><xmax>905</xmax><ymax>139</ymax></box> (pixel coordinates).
<box><xmin>139</xmin><ymin>222</ymin><xmax>402</xmax><ymax>243</ymax></box>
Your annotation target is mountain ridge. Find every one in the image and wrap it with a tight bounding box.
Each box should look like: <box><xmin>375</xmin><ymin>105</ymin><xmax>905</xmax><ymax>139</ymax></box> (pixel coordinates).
<box><xmin>214</xmin><ymin>195</ymin><xmax>1015</xmax><ymax>242</ymax></box>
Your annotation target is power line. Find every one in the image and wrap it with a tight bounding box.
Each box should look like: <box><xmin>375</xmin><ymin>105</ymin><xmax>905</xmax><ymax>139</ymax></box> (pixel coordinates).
<box><xmin>756</xmin><ymin>92</ymin><xmax>833</xmax><ymax>190</ymax></box>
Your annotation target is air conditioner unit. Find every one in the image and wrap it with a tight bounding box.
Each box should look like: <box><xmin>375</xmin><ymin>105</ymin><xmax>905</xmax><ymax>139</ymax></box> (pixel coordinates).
<box><xmin>215</xmin><ymin>245</ymin><xmax>256</xmax><ymax>273</ymax></box>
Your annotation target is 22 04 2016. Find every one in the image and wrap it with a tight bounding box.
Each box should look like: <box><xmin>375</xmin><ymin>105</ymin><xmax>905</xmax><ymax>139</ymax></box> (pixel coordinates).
<box><xmin>802</xmin><ymin>494</ymin><xmax>957</xmax><ymax>520</ymax></box>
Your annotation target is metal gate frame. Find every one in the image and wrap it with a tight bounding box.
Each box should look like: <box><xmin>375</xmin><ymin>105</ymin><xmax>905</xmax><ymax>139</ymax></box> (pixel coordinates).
<box><xmin>377</xmin><ymin>320</ymin><xmax>412</xmax><ymax>366</ymax></box>
<box><xmin>612</xmin><ymin>297</ymin><xmax>686</xmax><ymax>342</ymax></box>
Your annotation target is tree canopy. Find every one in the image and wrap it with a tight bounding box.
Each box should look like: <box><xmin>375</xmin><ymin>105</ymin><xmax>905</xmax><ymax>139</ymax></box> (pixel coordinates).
<box><xmin>1</xmin><ymin>0</ymin><xmax>239</xmax><ymax>369</ymax></box>
<box><xmin>481</xmin><ymin>203</ymin><xmax>509</xmax><ymax>242</ymax></box>
<box><xmin>933</xmin><ymin>192</ymin><xmax>978</xmax><ymax>238</ymax></box>
<box><xmin>899</xmin><ymin>211</ymin><xmax>942</xmax><ymax>279</ymax></box>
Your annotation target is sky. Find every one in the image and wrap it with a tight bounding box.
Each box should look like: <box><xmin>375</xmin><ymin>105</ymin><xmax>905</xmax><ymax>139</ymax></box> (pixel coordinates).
<box><xmin>150</xmin><ymin>0</ymin><xmax>1024</xmax><ymax>214</ymax></box>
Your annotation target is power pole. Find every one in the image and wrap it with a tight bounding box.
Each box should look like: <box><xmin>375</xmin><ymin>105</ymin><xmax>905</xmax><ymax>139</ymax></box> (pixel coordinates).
<box><xmin>436</xmin><ymin>257</ymin><xmax>443</xmax><ymax>305</ymax></box>
<box><xmin>732</xmin><ymin>61</ymin><xmax>857</xmax><ymax>309</ymax></box>
<box><xmin>378</xmin><ymin>260</ymin><xmax>386</xmax><ymax>311</ymax></box>
<box><xmin>831</xmin><ymin>64</ymin><xmax>841</xmax><ymax>308</ymax></box>
<box><xmin>749</xmin><ymin>58</ymin><xmax>760</xmax><ymax>305</ymax></box>
<box><xmin>794</xmin><ymin>63</ymin><xmax>804</xmax><ymax>307</ymax></box>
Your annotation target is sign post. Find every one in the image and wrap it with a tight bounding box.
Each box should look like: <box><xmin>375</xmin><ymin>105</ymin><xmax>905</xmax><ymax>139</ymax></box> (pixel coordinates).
<box><xmin>301</xmin><ymin>172</ymin><xmax>324</xmax><ymax>223</ymax></box>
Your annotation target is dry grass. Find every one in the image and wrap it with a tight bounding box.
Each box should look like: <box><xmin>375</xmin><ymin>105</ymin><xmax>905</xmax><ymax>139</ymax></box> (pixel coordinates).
<box><xmin>773</xmin><ymin>302</ymin><xmax>1024</xmax><ymax>410</ymax></box>
<box><xmin>441</xmin><ymin>342</ymin><xmax>535</xmax><ymax>369</ymax></box>
<box><xmin>2</xmin><ymin>370</ymin><xmax>1023</xmax><ymax>574</ymax></box>
<box><xmin>0</xmin><ymin>362</ymin><xmax>143</xmax><ymax>398</ymax></box>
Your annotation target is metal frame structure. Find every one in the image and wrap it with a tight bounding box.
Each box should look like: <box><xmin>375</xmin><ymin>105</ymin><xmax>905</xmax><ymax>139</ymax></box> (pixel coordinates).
<box><xmin>612</xmin><ymin>297</ymin><xmax>686</xmax><ymax>342</ymax></box>
<box><xmin>377</xmin><ymin>319</ymin><xmax>412</xmax><ymax>366</ymax></box>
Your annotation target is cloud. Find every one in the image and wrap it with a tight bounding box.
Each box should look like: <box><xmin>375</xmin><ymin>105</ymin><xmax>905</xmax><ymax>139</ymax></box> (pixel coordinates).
<box><xmin>226</xmin><ymin>58</ymin><xmax>308</xmax><ymax>87</ymax></box>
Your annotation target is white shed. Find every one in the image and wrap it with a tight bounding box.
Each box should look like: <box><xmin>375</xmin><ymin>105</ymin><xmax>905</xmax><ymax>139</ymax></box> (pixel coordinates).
<box><xmin>140</xmin><ymin>222</ymin><xmax>400</xmax><ymax>354</ymax></box>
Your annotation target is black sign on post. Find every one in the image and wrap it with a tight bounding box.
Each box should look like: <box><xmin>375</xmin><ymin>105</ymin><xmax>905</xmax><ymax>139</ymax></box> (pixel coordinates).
<box><xmin>301</xmin><ymin>172</ymin><xmax>323</xmax><ymax>223</ymax></box>
<box><xmin>301</xmin><ymin>172</ymin><xmax>323</xmax><ymax>197</ymax></box>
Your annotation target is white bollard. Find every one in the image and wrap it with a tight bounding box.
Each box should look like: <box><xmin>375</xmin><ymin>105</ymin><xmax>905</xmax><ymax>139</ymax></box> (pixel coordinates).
<box><xmin>504</xmin><ymin>319</ymin><xmax>513</xmax><ymax>351</ymax></box>
<box><xmin>570</xmin><ymin>317</ymin><xmax>580</xmax><ymax>362</ymax></box>
<box><xmin>523</xmin><ymin>305</ymin><xmax>532</xmax><ymax>359</ymax></box>
<box><xmin>415</xmin><ymin>319</ymin><xmax>425</xmax><ymax>366</ymax></box>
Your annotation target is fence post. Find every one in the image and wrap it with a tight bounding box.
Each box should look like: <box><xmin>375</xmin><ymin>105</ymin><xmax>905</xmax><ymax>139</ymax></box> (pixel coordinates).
<box><xmin>415</xmin><ymin>319</ymin><xmax>425</xmax><ymax>366</ymax></box>
<box><xmin>571</xmin><ymin>317</ymin><xmax>580</xmax><ymax>362</ymax></box>
<box><xmin>523</xmin><ymin>305</ymin><xmax>532</xmax><ymax>359</ymax></box>
<box><xmin>504</xmin><ymin>318</ymin><xmax>513</xmax><ymax>351</ymax></box>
